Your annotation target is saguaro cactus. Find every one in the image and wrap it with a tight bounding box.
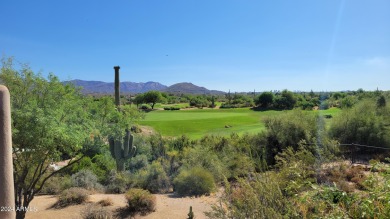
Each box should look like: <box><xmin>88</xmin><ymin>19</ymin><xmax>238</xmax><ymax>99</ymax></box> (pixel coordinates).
<box><xmin>109</xmin><ymin>129</ymin><xmax>136</xmax><ymax>171</ymax></box>
<box><xmin>187</xmin><ymin>206</ymin><xmax>194</xmax><ymax>219</ymax></box>
<box><xmin>114</xmin><ymin>66</ymin><xmax>120</xmax><ymax>107</ymax></box>
<box><xmin>109</xmin><ymin>66</ymin><xmax>136</xmax><ymax>171</ymax></box>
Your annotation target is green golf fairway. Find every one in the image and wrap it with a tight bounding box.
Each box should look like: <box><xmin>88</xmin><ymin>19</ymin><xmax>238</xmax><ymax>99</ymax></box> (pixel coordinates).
<box><xmin>139</xmin><ymin>108</ymin><xmax>341</xmax><ymax>138</ymax></box>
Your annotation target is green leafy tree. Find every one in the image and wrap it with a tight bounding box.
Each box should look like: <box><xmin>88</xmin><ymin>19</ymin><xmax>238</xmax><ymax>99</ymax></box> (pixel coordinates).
<box><xmin>0</xmin><ymin>57</ymin><xmax>93</xmax><ymax>219</ymax></box>
<box><xmin>340</xmin><ymin>95</ymin><xmax>357</xmax><ymax>108</ymax></box>
<box><xmin>143</xmin><ymin>91</ymin><xmax>162</xmax><ymax>109</ymax></box>
<box><xmin>377</xmin><ymin>95</ymin><xmax>386</xmax><ymax>108</ymax></box>
<box><xmin>133</xmin><ymin>94</ymin><xmax>145</xmax><ymax>107</ymax></box>
<box><xmin>274</xmin><ymin>89</ymin><xmax>296</xmax><ymax>110</ymax></box>
<box><xmin>256</xmin><ymin>92</ymin><xmax>274</xmax><ymax>108</ymax></box>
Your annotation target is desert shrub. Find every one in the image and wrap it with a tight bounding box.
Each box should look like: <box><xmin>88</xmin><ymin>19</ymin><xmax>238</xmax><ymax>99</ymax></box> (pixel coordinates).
<box><xmin>131</xmin><ymin>124</ymin><xmax>142</xmax><ymax>133</ymax></box>
<box><xmin>91</xmin><ymin>153</ymin><xmax>116</xmax><ymax>182</ymax></box>
<box><xmin>329</xmin><ymin>99</ymin><xmax>389</xmax><ymax>147</ymax></box>
<box><xmin>324</xmin><ymin>114</ymin><xmax>332</xmax><ymax>119</ymax></box>
<box><xmin>40</xmin><ymin>175</ymin><xmax>72</xmax><ymax>195</ymax></box>
<box><xmin>141</xmin><ymin>161</ymin><xmax>171</xmax><ymax>193</ymax></box>
<box><xmin>264</xmin><ymin>110</ymin><xmax>319</xmax><ymax>165</ymax></box>
<box><xmin>275</xmin><ymin>147</ymin><xmax>316</xmax><ymax>196</ymax></box>
<box><xmin>317</xmin><ymin>163</ymin><xmax>370</xmax><ymax>193</ymax></box>
<box><xmin>56</xmin><ymin>187</ymin><xmax>89</xmax><ymax>207</ymax></box>
<box><xmin>97</xmin><ymin>198</ymin><xmax>113</xmax><ymax>207</ymax></box>
<box><xmin>348</xmin><ymin>163</ymin><xmax>390</xmax><ymax>218</ymax></box>
<box><xmin>346</xmin><ymin>165</ymin><xmax>365</xmax><ymax>179</ymax></box>
<box><xmin>82</xmin><ymin>204</ymin><xmax>113</xmax><ymax>219</ymax></box>
<box><xmin>129</xmin><ymin>154</ymin><xmax>149</xmax><ymax>173</ymax></box>
<box><xmin>163</xmin><ymin>107</ymin><xmax>180</xmax><ymax>110</ymax></box>
<box><xmin>71</xmin><ymin>154</ymin><xmax>115</xmax><ymax>184</ymax></box>
<box><xmin>71</xmin><ymin>157</ymin><xmax>94</xmax><ymax>173</ymax></box>
<box><xmin>139</xmin><ymin>105</ymin><xmax>151</xmax><ymax>111</ymax></box>
<box><xmin>180</xmin><ymin>145</ymin><xmax>228</xmax><ymax>182</ymax></box>
<box><xmin>148</xmin><ymin>134</ymin><xmax>167</xmax><ymax>161</ymax></box>
<box><xmin>227</xmin><ymin>153</ymin><xmax>256</xmax><ymax>179</ymax></box>
<box><xmin>219</xmin><ymin>103</ymin><xmax>237</xmax><ymax>109</ymax></box>
<box><xmin>125</xmin><ymin>188</ymin><xmax>156</xmax><ymax>215</ymax></box>
<box><xmin>320</xmin><ymin>100</ymin><xmax>330</xmax><ymax>110</ymax></box>
<box><xmin>337</xmin><ymin>180</ymin><xmax>355</xmax><ymax>193</ymax></box>
<box><xmin>169</xmin><ymin>135</ymin><xmax>193</xmax><ymax>151</ymax></box>
<box><xmin>206</xmin><ymin>176</ymin><xmax>296</xmax><ymax>219</ymax></box>
<box><xmin>294</xmin><ymin>185</ymin><xmax>353</xmax><ymax>218</ymax></box>
<box><xmin>71</xmin><ymin>169</ymin><xmax>104</xmax><ymax>191</ymax></box>
<box><xmin>105</xmin><ymin>170</ymin><xmax>132</xmax><ymax>194</ymax></box>
<box><xmin>173</xmin><ymin>167</ymin><xmax>215</xmax><ymax>196</ymax></box>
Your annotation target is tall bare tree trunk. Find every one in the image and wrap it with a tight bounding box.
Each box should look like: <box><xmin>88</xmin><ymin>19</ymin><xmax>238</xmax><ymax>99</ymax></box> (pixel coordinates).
<box><xmin>0</xmin><ymin>85</ymin><xmax>16</xmax><ymax>219</ymax></box>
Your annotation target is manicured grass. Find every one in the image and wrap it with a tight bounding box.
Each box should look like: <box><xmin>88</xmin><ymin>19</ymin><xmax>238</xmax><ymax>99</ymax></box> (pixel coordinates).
<box><xmin>155</xmin><ymin>103</ymin><xmax>190</xmax><ymax>109</ymax></box>
<box><xmin>139</xmin><ymin>107</ymin><xmax>341</xmax><ymax>139</ymax></box>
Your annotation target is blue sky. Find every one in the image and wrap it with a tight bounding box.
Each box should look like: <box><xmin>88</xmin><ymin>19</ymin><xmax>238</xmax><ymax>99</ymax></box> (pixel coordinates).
<box><xmin>1</xmin><ymin>0</ymin><xmax>389</xmax><ymax>92</ymax></box>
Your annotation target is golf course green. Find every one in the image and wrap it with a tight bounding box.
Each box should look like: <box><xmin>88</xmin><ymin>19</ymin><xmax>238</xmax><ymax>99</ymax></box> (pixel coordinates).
<box><xmin>139</xmin><ymin>107</ymin><xmax>340</xmax><ymax>139</ymax></box>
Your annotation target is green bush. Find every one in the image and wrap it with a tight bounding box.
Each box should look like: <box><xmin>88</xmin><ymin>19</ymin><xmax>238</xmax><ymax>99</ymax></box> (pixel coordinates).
<box><xmin>163</xmin><ymin>107</ymin><xmax>180</xmax><ymax>110</ymax></box>
<box><xmin>129</xmin><ymin>154</ymin><xmax>149</xmax><ymax>173</ymax></box>
<box><xmin>91</xmin><ymin>153</ymin><xmax>116</xmax><ymax>182</ymax></box>
<box><xmin>173</xmin><ymin>167</ymin><xmax>215</xmax><ymax>196</ymax></box>
<box><xmin>264</xmin><ymin>110</ymin><xmax>319</xmax><ymax>165</ymax></box>
<box><xmin>105</xmin><ymin>170</ymin><xmax>132</xmax><ymax>194</ymax></box>
<box><xmin>206</xmin><ymin>176</ymin><xmax>295</xmax><ymax>219</ymax></box>
<box><xmin>125</xmin><ymin>188</ymin><xmax>156</xmax><ymax>215</ymax></box>
<box><xmin>56</xmin><ymin>187</ymin><xmax>89</xmax><ymax>207</ymax></box>
<box><xmin>329</xmin><ymin>99</ymin><xmax>389</xmax><ymax>147</ymax></box>
<box><xmin>140</xmin><ymin>105</ymin><xmax>151</xmax><ymax>111</ymax></box>
<box><xmin>181</xmin><ymin>145</ymin><xmax>228</xmax><ymax>182</ymax></box>
<box><xmin>71</xmin><ymin>169</ymin><xmax>104</xmax><ymax>191</ymax></box>
<box><xmin>141</xmin><ymin>161</ymin><xmax>171</xmax><ymax>193</ymax></box>
<box><xmin>40</xmin><ymin>175</ymin><xmax>72</xmax><ymax>195</ymax></box>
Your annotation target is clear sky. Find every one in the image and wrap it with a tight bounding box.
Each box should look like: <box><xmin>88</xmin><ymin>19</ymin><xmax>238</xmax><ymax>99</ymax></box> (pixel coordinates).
<box><xmin>1</xmin><ymin>0</ymin><xmax>389</xmax><ymax>92</ymax></box>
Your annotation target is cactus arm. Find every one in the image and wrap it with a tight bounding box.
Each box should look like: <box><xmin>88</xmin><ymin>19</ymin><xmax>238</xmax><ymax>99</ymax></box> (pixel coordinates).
<box><xmin>114</xmin><ymin>138</ymin><xmax>123</xmax><ymax>159</ymax></box>
<box><xmin>124</xmin><ymin>132</ymin><xmax>136</xmax><ymax>159</ymax></box>
<box><xmin>124</xmin><ymin>129</ymin><xmax>130</xmax><ymax>158</ymax></box>
<box><xmin>109</xmin><ymin>137</ymin><xmax>115</xmax><ymax>158</ymax></box>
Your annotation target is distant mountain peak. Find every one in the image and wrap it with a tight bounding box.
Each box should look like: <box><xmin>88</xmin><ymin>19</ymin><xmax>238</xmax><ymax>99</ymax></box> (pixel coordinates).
<box><xmin>164</xmin><ymin>82</ymin><xmax>224</xmax><ymax>94</ymax></box>
<box><xmin>64</xmin><ymin>80</ymin><xmax>224</xmax><ymax>95</ymax></box>
<box><xmin>64</xmin><ymin>80</ymin><xmax>167</xmax><ymax>94</ymax></box>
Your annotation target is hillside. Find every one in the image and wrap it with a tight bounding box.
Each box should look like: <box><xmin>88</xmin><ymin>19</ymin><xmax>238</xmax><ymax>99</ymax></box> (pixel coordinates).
<box><xmin>64</xmin><ymin>80</ymin><xmax>167</xmax><ymax>94</ymax></box>
<box><xmin>165</xmin><ymin>82</ymin><xmax>225</xmax><ymax>95</ymax></box>
<box><xmin>64</xmin><ymin>80</ymin><xmax>225</xmax><ymax>94</ymax></box>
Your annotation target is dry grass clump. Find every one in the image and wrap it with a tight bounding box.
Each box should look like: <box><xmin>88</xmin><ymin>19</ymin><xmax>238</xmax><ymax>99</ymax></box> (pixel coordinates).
<box><xmin>82</xmin><ymin>204</ymin><xmax>113</xmax><ymax>219</ymax></box>
<box><xmin>55</xmin><ymin>187</ymin><xmax>89</xmax><ymax>208</ymax></box>
<box><xmin>317</xmin><ymin>163</ymin><xmax>369</xmax><ymax>192</ymax></box>
<box><xmin>125</xmin><ymin>188</ymin><xmax>156</xmax><ymax>216</ymax></box>
<box><xmin>97</xmin><ymin>198</ymin><xmax>113</xmax><ymax>207</ymax></box>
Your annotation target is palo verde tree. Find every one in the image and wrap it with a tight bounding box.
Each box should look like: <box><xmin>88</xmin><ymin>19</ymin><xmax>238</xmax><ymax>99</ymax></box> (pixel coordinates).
<box><xmin>143</xmin><ymin>90</ymin><xmax>163</xmax><ymax>109</ymax></box>
<box><xmin>0</xmin><ymin>57</ymin><xmax>93</xmax><ymax>219</ymax></box>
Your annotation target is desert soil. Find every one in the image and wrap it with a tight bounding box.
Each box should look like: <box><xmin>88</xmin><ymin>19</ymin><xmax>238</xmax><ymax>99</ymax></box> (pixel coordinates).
<box><xmin>26</xmin><ymin>192</ymin><xmax>219</xmax><ymax>219</ymax></box>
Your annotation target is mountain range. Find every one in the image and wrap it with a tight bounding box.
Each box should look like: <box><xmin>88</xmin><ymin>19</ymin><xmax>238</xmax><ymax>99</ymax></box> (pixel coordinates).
<box><xmin>65</xmin><ymin>80</ymin><xmax>225</xmax><ymax>95</ymax></box>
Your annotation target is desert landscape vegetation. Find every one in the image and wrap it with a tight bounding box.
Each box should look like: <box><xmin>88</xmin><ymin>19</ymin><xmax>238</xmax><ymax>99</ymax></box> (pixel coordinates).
<box><xmin>1</xmin><ymin>57</ymin><xmax>390</xmax><ymax>218</ymax></box>
<box><xmin>1</xmin><ymin>1</ymin><xmax>389</xmax><ymax>219</ymax></box>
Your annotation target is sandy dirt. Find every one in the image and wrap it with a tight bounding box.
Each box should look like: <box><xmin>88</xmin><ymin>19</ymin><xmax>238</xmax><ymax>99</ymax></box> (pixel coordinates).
<box><xmin>26</xmin><ymin>192</ymin><xmax>219</xmax><ymax>219</ymax></box>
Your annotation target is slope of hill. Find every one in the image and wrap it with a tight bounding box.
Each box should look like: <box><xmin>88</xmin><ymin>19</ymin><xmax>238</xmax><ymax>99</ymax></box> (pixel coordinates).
<box><xmin>164</xmin><ymin>82</ymin><xmax>225</xmax><ymax>95</ymax></box>
<box><xmin>65</xmin><ymin>80</ymin><xmax>167</xmax><ymax>94</ymax></box>
<box><xmin>64</xmin><ymin>80</ymin><xmax>225</xmax><ymax>94</ymax></box>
